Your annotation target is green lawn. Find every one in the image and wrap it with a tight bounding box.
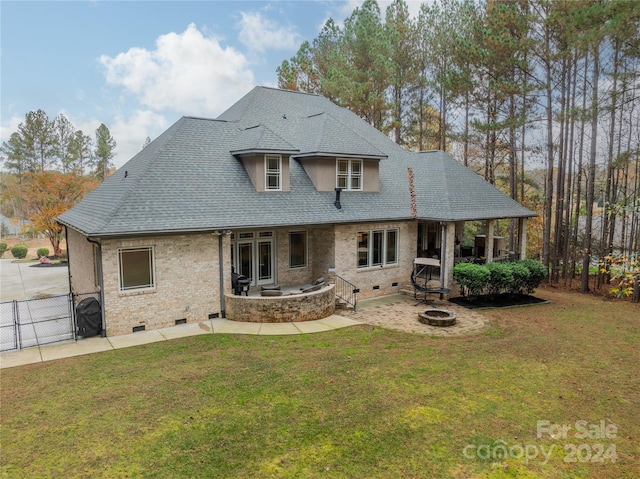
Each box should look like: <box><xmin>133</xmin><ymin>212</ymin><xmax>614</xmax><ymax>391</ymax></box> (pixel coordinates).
<box><xmin>1</xmin><ymin>288</ymin><xmax>638</xmax><ymax>478</ymax></box>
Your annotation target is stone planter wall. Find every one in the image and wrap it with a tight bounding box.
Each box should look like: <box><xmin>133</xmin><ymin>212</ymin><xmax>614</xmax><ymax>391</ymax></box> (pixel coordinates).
<box><xmin>225</xmin><ymin>284</ymin><xmax>335</xmax><ymax>323</ymax></box>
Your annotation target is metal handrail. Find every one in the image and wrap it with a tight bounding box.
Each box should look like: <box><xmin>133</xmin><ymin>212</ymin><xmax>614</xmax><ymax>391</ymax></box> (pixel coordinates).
<box><xmin>334</xmin><ymin>275</ymin><xmax>359</xmax><ymax>312</ymax></box>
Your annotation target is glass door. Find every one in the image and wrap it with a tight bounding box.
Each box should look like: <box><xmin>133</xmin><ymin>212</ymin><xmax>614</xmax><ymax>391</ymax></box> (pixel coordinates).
<box><xmin>257</xmin><ymin>240</ymin><xmax>274</xmax><ymax>285</ymax></box>
<box><xmin>237</xmin><ymin>242</ymin><xmax>253</xmax><ymax>282</ymax></box>
<box><xmin>232</xmin><ymin>231</ymin><xmax>275</xmax><ymax>286</ymax></box>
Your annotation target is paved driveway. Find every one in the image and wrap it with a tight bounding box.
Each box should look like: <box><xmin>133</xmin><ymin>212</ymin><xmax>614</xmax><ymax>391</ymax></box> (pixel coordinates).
<box><xmin>0</xmin><ymin>259</ymin><xmax>70</xmax><ymax>302</ymax></box>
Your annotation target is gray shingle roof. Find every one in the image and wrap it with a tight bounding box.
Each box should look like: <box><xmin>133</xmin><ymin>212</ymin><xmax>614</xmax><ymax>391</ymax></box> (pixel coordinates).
<box><xmin>230</xmin><ymin>123</ymin><xmax>299</xmax><ymax>155</ymax></box>
<box><xmin>58</xmin><ymin>86</ymin><xmax>534</xmax><ymax>237</ymax></box>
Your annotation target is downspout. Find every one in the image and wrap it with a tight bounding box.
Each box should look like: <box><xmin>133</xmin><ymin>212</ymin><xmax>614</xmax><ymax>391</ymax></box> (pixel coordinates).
<box><xmin>63</xmin><ymin>225</ymin><xmax>73</xmax><ymax>297</ymax></box>
<box><xmin>63</xmin><ymin>225</ymin><xmax>75</xmax><ymax>340</ymax></box>
<box><xmin>217</xmin><ymin>232</ymin><xmax>226</xmax><ymax>318</ymax></box>
<box><xmin>440</xmin><ymin>222</ymin><xmax>447</xmax><ymax>291</ymax></box>
<box><xmin>86</xmin><ymin>236</ymin><xmax>106</xmax><ymax>337</ymax></box>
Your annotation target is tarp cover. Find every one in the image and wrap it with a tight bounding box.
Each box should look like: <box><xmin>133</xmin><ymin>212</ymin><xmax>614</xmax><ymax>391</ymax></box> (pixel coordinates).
<box><xmin>76</xmin><ymin>297</ymin><xmax>102</xmax><ymax>337</ymax></box>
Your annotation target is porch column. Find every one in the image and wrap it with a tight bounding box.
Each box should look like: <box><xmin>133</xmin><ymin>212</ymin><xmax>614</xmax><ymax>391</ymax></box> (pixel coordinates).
<box><xmin>518</xmin><ymin>218</ymin><xmax>528</xmax><ymax>260</ymax></box>
<box><xmin>485</xmin><ymin>220</ymin><xmax>495</xmax><ymax>263</ymax></box>
<box><xmin>441</xmin><ymin>222</ymin><xmax>456</xmax><ymax>291</ymax></box>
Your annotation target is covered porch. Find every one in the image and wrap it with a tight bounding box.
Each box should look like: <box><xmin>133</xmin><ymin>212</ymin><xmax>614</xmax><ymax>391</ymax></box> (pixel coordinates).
<box><xmin>416</xmin><ymin>217</ymin><xmax>530</xmax><ymax>295</ymax></box>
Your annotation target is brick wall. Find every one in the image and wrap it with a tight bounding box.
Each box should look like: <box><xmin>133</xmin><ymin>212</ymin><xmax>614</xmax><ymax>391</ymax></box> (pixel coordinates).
<box><xmin>334</xmin><ymin>221</ymin><xmax>416</xmax><ymax>299</ymax></box>
<box><xmin>273</xmin><ymin>226</ymin><xmax>335</xmax><ymax>287</ymax></box>
<box><xmin>77</xmin><ymin>220</ymin><xmax>417</xmax><ymax>335</ymax></box>
<box><xmin>67</xmin><ymin>227</ymin><xmax>98</xmax><ymax>294</ymax></box>
<box><xmin>101</xmin><ymin>233</ymin><xmax>230</xmax><ymax>336</ymax></box>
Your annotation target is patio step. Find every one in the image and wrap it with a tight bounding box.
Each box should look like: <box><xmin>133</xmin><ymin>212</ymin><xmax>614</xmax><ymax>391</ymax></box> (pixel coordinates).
<box><xmin>335</xmin><ymin>297</ymin><xmax>355</xmax><ymax>310</ymax></box>
<box><xmin>399</xmin><ymin>284</ymin><xmax>415</xmax><ymax>296</ymax></box>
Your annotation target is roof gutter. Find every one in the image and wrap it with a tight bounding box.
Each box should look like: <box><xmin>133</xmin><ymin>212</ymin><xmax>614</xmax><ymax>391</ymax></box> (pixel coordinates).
<box><xmin>292</xmin><ymin>152</ymin><xmax>387</xmax><ymax>160</ymax></box>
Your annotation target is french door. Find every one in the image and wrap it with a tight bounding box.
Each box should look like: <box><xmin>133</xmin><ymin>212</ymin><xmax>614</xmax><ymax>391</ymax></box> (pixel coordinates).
<box><xmin>232</xmin><ymin>231</ymin><xmax>275</xmax><ymax>286</ymax></box>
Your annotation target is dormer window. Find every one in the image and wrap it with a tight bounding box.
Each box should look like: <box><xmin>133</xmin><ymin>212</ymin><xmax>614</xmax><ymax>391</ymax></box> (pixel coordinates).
<box><xmin>337</xmin><ymin>158</ymin><xmax>362</xmax><ymax>191</ymax></box>
<box><xmin>265</xmin><ymin>155</ymin><xmax>282</xmax><ymax>190</ymax></box>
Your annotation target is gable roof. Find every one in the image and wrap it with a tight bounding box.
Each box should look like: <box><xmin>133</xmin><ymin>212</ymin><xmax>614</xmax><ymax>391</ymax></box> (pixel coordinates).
<box><xmin>58</xmin><ymin>86</ymin><xmax>534</xmax><ymax>237</ymax></box>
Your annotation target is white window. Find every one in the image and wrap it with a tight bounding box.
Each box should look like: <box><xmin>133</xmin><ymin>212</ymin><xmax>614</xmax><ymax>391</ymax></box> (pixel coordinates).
<box><xmin>357</xmin><ymin>229</ymin><xmax>398</xmax><ymax>268</ymax></box>
<box><xmin>337</xmin><ymin>158</ymin><xmax>362</xmax><ymax>191</ymax></box>
<box><xmin>289</xmin><ymin>231</ymin><xmax>307</xmax><ymax>269</ymax></box>
<box><xmin>118</xmin><ymin>247</ymin><xmax>155</xmax><ymax>291</ymax></box>
<box><xmin>265</xmin><ymin>155</ymin><xmax>281</xmax><ymax>190</ymax></box>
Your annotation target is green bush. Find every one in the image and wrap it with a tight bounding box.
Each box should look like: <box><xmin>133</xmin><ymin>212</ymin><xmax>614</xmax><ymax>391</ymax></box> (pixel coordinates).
<box><xmin>37</xmin><ymin>247</ymin><xmax>50</xmax><ymax>258</ymax></box>
<box><xmin>486</xmin><ymin>262</ymin><xmax>514</xmax><ymax>296</ymax></box>
<box><xmin>0</xmin><ymin>242</ymin><xmax>7</xmax><ymax>257</ymax></box>
<box><xmin>453</xmin><ymin>262</ymin><xmax>491</xmax><ymax>297</ymax></box>
<box><xmin>519</xmin><ymin>259</ymin><xmax>547</xmax><ymax>293</ymax></box>
<box><xmin>508</xmin><ymin>262</ymin><xmax>531</xmax><ymax>295</ymax></box>
<box><xmin>454</xmin><ymin>259</ymin><xmax>546</xmax><ymax>297</ymax></box>
<box><xmin>11</xmin><ymin>244</ymin><xmax>28</xmax><ymax>259</ymax></box>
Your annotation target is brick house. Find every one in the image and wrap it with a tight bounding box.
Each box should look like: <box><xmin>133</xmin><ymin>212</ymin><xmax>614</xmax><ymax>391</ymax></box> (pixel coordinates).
<box><xmin>58</xmin><ymin>87</ymin><xmax>535</xmax><ymax>336</ymax></box>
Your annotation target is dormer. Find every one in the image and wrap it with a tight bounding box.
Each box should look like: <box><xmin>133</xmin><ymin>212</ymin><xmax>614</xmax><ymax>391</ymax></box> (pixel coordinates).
<box><xmin>292</xmin><ymin>111</ymin><xmax>387</xmax><ymax>192</ymax></box>
<box><xmin>295</xmin><ymin>154</ymin><xmax>382</xmax><ymax>192</ymax></box>
<box><xmin>231</xmin><ymin>124</ymin><xmax>299</xmax><ymax>192</ymax></box>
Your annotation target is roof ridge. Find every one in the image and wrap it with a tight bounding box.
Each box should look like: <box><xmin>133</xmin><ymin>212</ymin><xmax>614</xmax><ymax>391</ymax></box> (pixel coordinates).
<box><xmin>324</xmin><ymin>110</ymin><xmax>387</xmax><ymax>158</ymax></box>
<box><xmin>183</xmin><ymin>116</ymin><xmax>229</xmax><ymax>122</ymax></box>
<box><xmin>97</xmin><ymin>117</ymin><xmax>189</xmax><ymax>234</ymax></box>
<box><xmin>257</xmin><ymin>85</ymin><xmax>320</xmax><ymax>98</ymax></box>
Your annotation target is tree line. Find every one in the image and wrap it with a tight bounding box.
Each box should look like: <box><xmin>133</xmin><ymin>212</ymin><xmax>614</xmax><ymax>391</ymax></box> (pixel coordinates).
<box><xmin>1</xmin><ymin>110</ymin><xmax>117</xmax><ymax>253</ymax></box>
<box><xmin>277</xmin><ymin>0</ymin><xmax>640</xmax><ymax>293</ymax></box>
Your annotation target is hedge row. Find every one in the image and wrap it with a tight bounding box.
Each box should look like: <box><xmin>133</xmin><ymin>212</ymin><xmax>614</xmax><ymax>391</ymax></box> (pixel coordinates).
<box><xmin>453</xmin><ymin>259</ymin><xmax>546</xmax><ymax>297</ymax></box>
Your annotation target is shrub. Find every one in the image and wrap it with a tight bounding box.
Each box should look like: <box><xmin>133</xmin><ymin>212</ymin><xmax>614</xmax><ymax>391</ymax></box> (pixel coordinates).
<box><xmin>602</xmin><ymin>254</ymin><xmax>639</xmax><ymax>302</ymax></box>
<box><xmin>453</xmin><ymin>262</ymin><xmax>491</xmax><ymax>297</ymax></box>
<box><xmin>486</xmin><ymin>262</ymin><xmax>514</xmax><ymax>296</ymax></box>
<box><xmin>508</xmin><ymin>262</ymin><xmax>531</xmax><ymax>295</ymax></box>
<box><xmin>37</xmin><ymin>247</ymin><xmax>50</xmax><ymax>258</ymax></box>
<box><xmin>519</xmin><ymin>259</ymin><xmax>547</xmax><ymax>293</ymax></box>
<box><xmin>0</xmin><ymin>242</ymin><xmax>7</xmax><ymax>257</ymax></box>
<box><xmin>10</xmin><ymin>244</ymin><xmax>28</xmax><ymax>259</ymax></box>
<box><xmin>454</xmin><ymin>259</ymin><xmax>546</xmax><ymax>297</ymax></box>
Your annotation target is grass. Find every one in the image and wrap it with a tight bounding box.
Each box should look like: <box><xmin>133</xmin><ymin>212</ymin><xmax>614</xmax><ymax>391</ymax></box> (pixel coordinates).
<box><xmin>1</xmin><ymin>288</ymin><xmax>638</xmax><ymax>478</ymax></box>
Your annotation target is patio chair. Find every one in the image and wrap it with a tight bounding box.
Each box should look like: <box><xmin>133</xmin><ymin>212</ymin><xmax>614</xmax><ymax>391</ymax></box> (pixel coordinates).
<box><xmin>260</xmin><ymin>289</ymin><xmax>283</xmax><ymax>297</ymax></box>
<box><xmin>299</xmin><ymin>277</ymin><xmax>325</xmax><ymax>291</ymax></box>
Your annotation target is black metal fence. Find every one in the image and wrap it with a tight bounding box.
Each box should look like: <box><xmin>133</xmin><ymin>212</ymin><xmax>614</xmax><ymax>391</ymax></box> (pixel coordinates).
<box><xmin>0</xmin><ymin>292</ymin><xmax>100</xmax><ymax>352</ymax></box>
<box><xmin>334</xmin><ymin>275</ymin><xmax>359</xmax><ymax>312</ymax></box>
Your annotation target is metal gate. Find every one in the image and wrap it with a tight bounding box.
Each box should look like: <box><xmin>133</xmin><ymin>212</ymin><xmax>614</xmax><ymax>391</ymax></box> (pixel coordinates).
<box><xmin>0</xmin><ymin>292</ymin><xmax>99</xmax><ymax>352</ymax></box>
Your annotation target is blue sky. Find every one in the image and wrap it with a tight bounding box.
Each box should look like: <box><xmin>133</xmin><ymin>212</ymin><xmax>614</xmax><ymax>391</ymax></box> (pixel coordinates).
<box><xmin>3</xmin><ymin>0</ymin><xmax>424</xmax><ymax>168</ymax></box>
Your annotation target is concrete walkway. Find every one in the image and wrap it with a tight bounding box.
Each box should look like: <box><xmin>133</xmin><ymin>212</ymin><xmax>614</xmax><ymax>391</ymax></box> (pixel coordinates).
<box><xmin>0</xmin><ymin>314</ymin><xmax>360</xmax><ymax>369</ymax></box>
<box><xmin>0</xmin><ymin>294</ymin><xmax>492</xmax><ymax>370</ymax></box>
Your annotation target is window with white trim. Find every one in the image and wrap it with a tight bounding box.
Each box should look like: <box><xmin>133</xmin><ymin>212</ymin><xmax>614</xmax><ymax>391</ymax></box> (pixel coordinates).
<box><xmin>289</xmin><ymin>231</ymin><xmax>307</xmax><ymax>269</ymax></box>
<box><xmin>265</xmin><ymin>155</ymin><xmax>281</xmax><ymax>190</ymax></box>
<box><xmin>118</xmin><ymin>247</ymin><xmax>155</xmax><ymax>291</ymax></box>
<box><xmin>357</xmin><ymin>229</ymin><xmax>398</xmax><ymax>268</ymax></box>
<box><xmin>337</xmin><ymin>158</ymin><xmax>362</xmax><ymax>190</ymax></box>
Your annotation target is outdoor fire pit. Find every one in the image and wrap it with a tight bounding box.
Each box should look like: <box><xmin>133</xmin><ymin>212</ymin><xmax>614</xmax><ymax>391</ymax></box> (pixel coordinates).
<box><xmin>418</xmin><ymin>309</ymin><xmax>457</xmax><ymax>327</ymax></box>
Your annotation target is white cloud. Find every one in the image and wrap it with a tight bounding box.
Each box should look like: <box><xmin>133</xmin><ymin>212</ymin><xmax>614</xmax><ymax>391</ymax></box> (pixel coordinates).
<box><xmin>237</xmin><ymin>11</ymin><xmax>301</xmax><ymax>53</ymax></box>
<box><xmin>58</xmin><ymin>110</ymin><xmax>168</xmax><ymax>169</ymax></box>
<box><xmin>109</xmin><ymin>110</ymin><xmax>169</xmax><ymax>168</ymax></box>
<box><xmin>0</xmin><ymin>115</ymin><xmax>23</xmax><ymax>145</ymax></box>
<box><xmin>99</xmin><ymin>23</ymin><xmax>255</xmax><ymax>117</ymax></box>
